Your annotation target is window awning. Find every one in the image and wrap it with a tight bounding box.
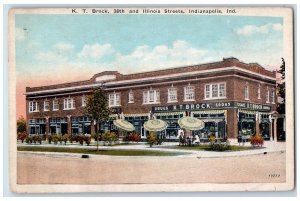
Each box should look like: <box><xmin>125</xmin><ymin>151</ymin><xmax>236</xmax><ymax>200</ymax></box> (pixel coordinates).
<box><xmin>153</xmin><ymin>112</ymin><xmax>185</xmax><ymax>116</ymax></box>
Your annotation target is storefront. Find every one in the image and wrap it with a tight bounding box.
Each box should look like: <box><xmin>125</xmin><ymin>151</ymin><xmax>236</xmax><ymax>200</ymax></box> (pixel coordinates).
<box><xmin>49</xmin><ymin>117</ymin><xmax>68</xmax><ymax>134</ymax></box>
<box><xmin>124</xmin><ymin>114</ymin><xmax>149</xmax><ymax>138</ymax></box>
<box><xmin>28</xmin><ymin>118</ymin><xmax>46</xmax><ymax>135</ymax></box>
<box><xmin>71</xmin><ymin>116</ymin><xmax>91</xmax><ymax>135</ymax></box>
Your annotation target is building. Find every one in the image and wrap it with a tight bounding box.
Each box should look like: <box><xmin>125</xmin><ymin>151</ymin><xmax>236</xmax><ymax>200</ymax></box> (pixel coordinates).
<box><xmin>25</xmin><ymin>57</ymin><xmax>279</xmax><ymax>141</ymax></box>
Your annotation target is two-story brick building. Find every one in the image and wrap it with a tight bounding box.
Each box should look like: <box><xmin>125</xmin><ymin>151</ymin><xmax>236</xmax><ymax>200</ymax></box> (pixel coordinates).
<box><xmin>25</xmin><ymin>57</ymin><xmax>279</xmax><ymax>141</ymax></box>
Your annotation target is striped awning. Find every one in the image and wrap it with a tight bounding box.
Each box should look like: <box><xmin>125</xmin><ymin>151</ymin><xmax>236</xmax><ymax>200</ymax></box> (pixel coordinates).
<box><xmin>154</xmin><ymin>112</ymin><xmax>185</xmax><ymax>116</ymax></box>
<box><xmin>123</xmin><ymin>113</ymin><xmax>149</xmax><ymax>117</ymax></box>
<box><xmin>191</xmin><ymin>110</ymin><xmax>226</xmax><ymax>115</ymax></box>
<box><xmin>239</xmin><ymin>109</ymin><xmax>256</xmax><ymax>115</ymax></box>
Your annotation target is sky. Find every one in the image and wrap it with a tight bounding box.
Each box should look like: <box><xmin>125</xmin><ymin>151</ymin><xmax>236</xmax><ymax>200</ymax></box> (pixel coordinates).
<box><xmin>15</xmin><ymin>14</ymin><xmax>283</xmax><ymax>118</ymax></box>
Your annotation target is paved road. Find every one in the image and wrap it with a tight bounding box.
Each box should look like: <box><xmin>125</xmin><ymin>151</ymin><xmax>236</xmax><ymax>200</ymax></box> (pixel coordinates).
<box><xmin>17</xmin><ymin>151</ymin><xmax>285</xmax><ymax>184</ymax></box>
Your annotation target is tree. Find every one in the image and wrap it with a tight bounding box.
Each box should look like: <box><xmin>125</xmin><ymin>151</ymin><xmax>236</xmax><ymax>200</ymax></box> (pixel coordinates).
<box><xmin>277</xmin><ymin>58</ymin><xmax>285</xmax><ymax>114</ymax></box>
<box><xmin>17</xmin><ymin>116</ymin><xmax>27</xmax><ymax>133</ymax></box>
<box><xmin>84</xmin><ymin>88</ymin><xmax>111</xmax><ymax>151</ymax></box>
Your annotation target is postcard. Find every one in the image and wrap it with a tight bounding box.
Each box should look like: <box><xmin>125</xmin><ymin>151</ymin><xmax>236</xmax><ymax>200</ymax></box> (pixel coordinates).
<box><xmin>8</xmin><ymin>6</ymin><xmax>294</xmax><ymax>193</ymax></box>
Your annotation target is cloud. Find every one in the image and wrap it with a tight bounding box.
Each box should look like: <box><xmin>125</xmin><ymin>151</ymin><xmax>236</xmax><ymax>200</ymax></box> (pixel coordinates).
<box><xmin>15</xmin><ymin>27</ymin><xmax>26</xmax><ymax>41</ymax></box>
<box><xmin>114</xmin><ymin>40</ymin><xmax>208</xmax><ymax>73</ymax></box>
<box><xmin>236</xmin><ymin>23</ymin><xmax>283</xmax><ymax>36</ymax></box>
<box><xmin>53</xmin><ymin>42</ymin><xmax>74</xmax><ymax>52</ymax></box>
<box><xmin>77</xmin><ymin>43</ymin><xmax>114</xmax><ymax>59</ymax></box>
<box><xmin>35</xmin><ymin>42</ymin><xmax>74</xmax><ymax>62</ymax></box>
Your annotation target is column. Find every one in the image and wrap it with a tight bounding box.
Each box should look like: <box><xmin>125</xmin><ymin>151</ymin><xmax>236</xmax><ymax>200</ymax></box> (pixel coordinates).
<box><xmin>255</xmin><ymin>112</ymin><xmax>260</xmax><ymax>135</ymax></box>
<box><xmin>269</xmin><ymin>119</ymin><xmax>273</xmax><ymax>141</ymax></box>
<box><xmin>273</xmin><ymin>117</ymin><xmax>278</xmax><ymax>141</ymax></box>
<box><xmin>67</xmin><ymin>115</ymin><xmax>72</xmax><ymax>135</ymax></box>
<box><xmin>45</xmin><ymin>116</ymin><xmax>49</xmax><ymax>135</ymax></box>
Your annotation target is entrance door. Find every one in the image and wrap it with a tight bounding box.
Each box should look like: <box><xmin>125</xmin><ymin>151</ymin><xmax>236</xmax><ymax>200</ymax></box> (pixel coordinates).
<box><xmin>61</xmin><ymin>123</ymin><xmax>68</xmax><ymax>134</ymax></box>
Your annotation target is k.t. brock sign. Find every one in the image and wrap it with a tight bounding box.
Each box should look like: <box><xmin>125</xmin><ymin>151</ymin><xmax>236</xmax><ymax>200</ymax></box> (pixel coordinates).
<box><xmin>152</xmin><ymin>101</ymin><xmax>271</xmax><ymax>112</ymax></box>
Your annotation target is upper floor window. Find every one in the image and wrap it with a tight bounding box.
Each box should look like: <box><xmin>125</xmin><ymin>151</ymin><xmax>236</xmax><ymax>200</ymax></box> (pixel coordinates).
<box><xmin>29</xmin><ymin>101</ymin><xmax>39</xmax><ymax>112</ymax></box>
<box><xmin>244</xmin><ymin>85</ymin><xmax>249</xmax><ymax>100</ymax></box>
<box><xmin>266</xmin><ymin>88</ymin><xmax>270</xmax><ymax>103</ymax></box>
<box><xmin>64</xmin><ymin>98</ymin><xmax>75</xmax><ymax>110</ymax></box>
<box><xmin>271</xmin><ymin>90</ymin><xmax>275</xmax><ymax>104</ymax></box>
<box><xmin>143</xmin><ymin>89</ymin><xmax>160</xmax><ymax>104</ymax></box>
<box><xmin>205</xmin><ymin>83</ymin><xmax>226</xmax><ymax>99</ymax></box>
<box><xmin>128</xmin><ymin>90</ymin><xmax>134</xmax><ymax>103</ymax></box>
<box><xmin>168</xmin><ymin>87</ymin><xmax>177</xmax><ymax>102</ymax></box>
<box><xmin>109</xmin><ymin>93</ymin><xmax>121</xmax><ymax>107</ymax></box>
<box><xmin>44</xmin><ymin>101</ymin><xmax>50</xmax><ymax>111</ymax></box>
<box><xmin>184</xmin><ymin>85</ymin><xmax>195</xmax><ymax>101</ymax></box>
<box><xmin>257</xmin><ymin>85</ymin><xmax>261</xmax><ymax>99</ymax></box>
<box><xmin>53</xmin><ymin>99</ymin><xmax>59</xmax><ymax>111</ymax></box>
<box><xmin>82</xmin><ymin>95</ymin><xmax>87</xmax><ymax>107</ymax></box>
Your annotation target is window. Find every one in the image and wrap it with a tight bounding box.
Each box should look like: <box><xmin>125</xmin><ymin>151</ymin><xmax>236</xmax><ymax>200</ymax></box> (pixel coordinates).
<box><xmin>109</xmin><ymin>93</ymin><xmax>121</xmax><ymax>107</ymax></box>
<box><xmin>266</xmin><ymin>89</ymin><xmax>270</xmax><ymax>103</ymax></box>
<box><xmin>184</xmin><ymin>85</ymin><xmax>195</xmax><ymax>101</ymax></box>
<box><xmin>128</xmin><ymin>91</ymin><xmax>134</xmax><ymax>103</ymax></box>
<box><xmin>143</xmin><ymin>89</ymin><xmax>160</xmax><ymax>104</ymax></box>
<box><xmin>205</xmin><ymin>83</ymin><xmax>226</xmax><ymax>99</ymax></box>
<box><xmin>244</xmin><ymin>85</ymin><xmax>249</xmax><ymax>100</ymax></box>
<box><xmin>63</xmin><ymin>98</ymin><xmax>75</xmax><ymax>110</ymax></box>
<box><xmin>258</xmin><ymin>85</ymin><xmax>261</xmax><ymax>99</ymax></box>
<box><xmin>271</xmin><ymin>91</ymin><xmax>275</xmax><ymax>104</ymax></box>
<box><xmin>44</xmin><ymin>101</ymin><xmax>49</xmax><ymax>111</ymax></box>
<box><xmin>82</xmin><ymin>95</ymin><xmax>86</xmax><ymax>107</ymax></box>
<box><xmin>53</xmin><ymin>99</ymin><xmax>59</xmax><ymax>111</ymax></box>
<box><xmin>29</xmin><ymin>101</ymin><xmax>39</xmax><ymax>112</ymax></box>
<box><xmin>168</xmin><ymin>87</ymin><xmax>177</xmax><ymax>102</ymax></box>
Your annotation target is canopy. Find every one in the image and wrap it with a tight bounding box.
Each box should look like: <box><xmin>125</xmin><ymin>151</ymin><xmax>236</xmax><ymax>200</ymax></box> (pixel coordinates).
<box><xmin>113</xmin><ymin>119</ymin><xmax>135</xmax><ymax>131</ymax></box>
<box><xmin>178</xmin><ymin>117</ymin><xmax>205</xmax><ymax>131</ymax></box>
<box><xmin>143</xmin><ymin>119</ymin><xmax>168</xmax><ymax>132</ymax></box>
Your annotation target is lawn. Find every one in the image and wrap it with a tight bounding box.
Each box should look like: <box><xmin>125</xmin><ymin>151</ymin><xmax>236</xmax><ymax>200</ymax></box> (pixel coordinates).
<box><xmin>17</xmin><ymin>146</ymin><xmax>185</xmax><ymax>156</ymax></box>
<box><xmin>164</xmin><ymin>144</ymin><xmax>257</xmax><ymax>151</ymax></box>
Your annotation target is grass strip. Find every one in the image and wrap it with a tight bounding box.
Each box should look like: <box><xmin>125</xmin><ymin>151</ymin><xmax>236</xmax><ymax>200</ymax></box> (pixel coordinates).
<box><xmin>17</xmin><ymin>146</ymin><xmax>184</xmax><ymax>156</ymax></box>
<box><xmin>164</xmin><ymin>144</ymin><xmax>255</xmax><ymax>151</ymax></box>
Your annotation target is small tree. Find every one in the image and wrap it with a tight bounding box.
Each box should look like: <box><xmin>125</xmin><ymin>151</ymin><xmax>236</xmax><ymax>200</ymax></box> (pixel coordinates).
<box><xmin>146</xmin><ymin>131</ymin><xmax>157</xmax><ymax>147</ymax></box>
<box><xmin>84</xmin><ymin>88</ymin><xmax>111</xmax><ymax>151</ymax></box>
<box><xmin>277</xmin><ymin>58</ymin><xmax>285</xmax><ymax>114</ymax></box>
<box><xmin>17</xmin><ymin>116</ymin><xmax>27</xmax><ymax>133</ymax></box>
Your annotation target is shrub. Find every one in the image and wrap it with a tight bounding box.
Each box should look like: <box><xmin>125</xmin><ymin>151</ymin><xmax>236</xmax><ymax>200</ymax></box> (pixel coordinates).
<box><xmin>123</xmin><ymin>134</ymin><xmax>130</xmax><ymax>144</ymax></box>
<box><xmin>84</xmin><ymin>134</ymin><xmax>91</xmax><ymax>146</ymax></box>
<box><xmin>208</xmin><ymin>135</ymin><xmax>216</xmax><ymax>143</ymax></box>
<box><xmin>52</xmin><ymin>134</ymin><xmax>59</xmax><ymax>144</ymax></box>
<box><xmin>210</xmin><ymin>140</ymin><xmax>231</xmax><ymax>151</ymax></box>
<box><xmin>102</xmin><ymin>132</ymin><xmax>118</xmax><ymax>145</ymax></box>
<box><xmin>129</xmin><ymin>133</ymin><xmax>141</xmax><ymax>143</ymax></box>
<box><xmin>146</xmin><ymin>131</ymin><xmax>157</xmax><ymax>147</ymax></box>
<box><xmin>25</xmin><ymin>136</ymin><xmax>33</xmax><ymax>144</ymax></box>
<box><xmin>77</xmin><ymin>134</ymin><xmax>85</xmax><ymax>145</ymax></box>
<box><xmin>32</xmin><ymin>134</ymin><xmax>42</xmax><ymax>144</ymax></box>
<box><xmin>70</xmin><ymin>135</ymin><xmax>78</xmax><ymax>144</ymax></box>
<box><xmin>46</xmin><ymin>134</ymin><xmax>53</xmax><ymax>144</ymax></box>
<box><xmin>17</xmin><ymin>132</ymin><xmax>27</xmax><ymax>143</ymax></box>
<box><xmin>250</xmin><ymin>134</ymin><xmax>264</xmax><ymax>147</ymax></box>
<box><xmin>62</xmin><ymin>134</ymin><xmax>71</xmax><ymax>145</ymax></box>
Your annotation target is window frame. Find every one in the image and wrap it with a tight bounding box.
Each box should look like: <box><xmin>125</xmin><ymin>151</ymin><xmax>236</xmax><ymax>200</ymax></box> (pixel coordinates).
<box><xmin>244</xmin><ymin>85</ymin><xmax>250</xmax><ymax>100</ymax></box>
<box><xmin>53</xmin><ymin>99</ymin><xmax>59</xmax><ymax>111</ymax></box>
<box><xmin>204</xmin><ymin>82</ymin><xmax>226</xmax><ymax>100</ymax></box>
<box><xmin>128</xmin><ymin>90</ymin><xmax>134</xmax><ymax>103</ymax></box>
<box><xmin>184</xmin><ymin>85</ymin><xmax>195</xmax><ymax>102</ymax></box>
<box><xmin>143</xmin><ymin>89</ymin><xmax>160</xmax><ymax>104</ymax></box>
<box><xmin>109</xmin><ymin>92</ymin><xmax>121</xmax><ymax>107</ymax></box>
<box><xmin>168</xmin><ymin>87</ymin><xmax>177</xmax><ymax>103</ymax></box>
<box><xmin>29</xmin><ymin>101</ymin><xmax>39</xmax><ymax>113</ymax></box>
<box><xmin>266</xmin><ymin>88</ymin><xmax>270</xmax><ymax>103</ymax></box>
<box><xmin>81</xmin><ymin>95</ymin><xmax>86</xmax><ymax>107</ymax></box>
<box><xmin>63</xmin><ymin>98</ymin><xmax>75</xmax><ymax>110</ymax></box>
<box><xmin>44</xmin><ymin>100</ymin><xmax>50</xmax><ymax>111</ymax></box>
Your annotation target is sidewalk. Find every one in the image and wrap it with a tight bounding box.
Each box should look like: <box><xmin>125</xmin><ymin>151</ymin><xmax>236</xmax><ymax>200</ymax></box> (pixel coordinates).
<box><xmin>17</xmin><ymin>140</ymin><xmax>286</xmax><ymax>158</ymax></box>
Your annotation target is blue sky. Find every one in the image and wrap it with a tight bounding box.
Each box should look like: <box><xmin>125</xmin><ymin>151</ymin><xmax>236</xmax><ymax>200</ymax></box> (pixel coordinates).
<box><xmin>15</xmin><ymin>14</ymin><xmax>283</xmax><ymax>83</ymax></box>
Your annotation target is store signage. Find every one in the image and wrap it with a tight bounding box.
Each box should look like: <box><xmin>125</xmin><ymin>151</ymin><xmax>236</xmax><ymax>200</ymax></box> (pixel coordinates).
<box><xmin>111</xmin><ymin>107</ymin><xmax>122</xmax><ymax>114</ymax></box>
<box><xmin>152</xmin><ymin>101</ymin><xmax>271</xmax><ymax>112</ymax></box>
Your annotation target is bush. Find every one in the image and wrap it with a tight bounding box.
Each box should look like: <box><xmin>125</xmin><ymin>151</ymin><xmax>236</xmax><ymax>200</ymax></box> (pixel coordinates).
<box><xmin>129</xmin><ymin>133</ymin><xmax>141</xmax><ymax>143</ymax></box>
<box><xmin>77</xmin><ymin>134</ymin><xmax>85</xmax><ymax>145</ymax></box>
<box><xmin>250</xmin><ymin>134</ymin><xmax>264</xmax><ymax>147</ymax></box>
<box><xmin>25</xmin><ymin>136</ymin><xmax>33</xmax><ymax>144</ymax></box>
<box><xmin>17</xmin><ymin>132</ymin><xmax>27</xmax><ymax>143</ymax></box>
<box><xmin>210</xmin><ymin>140</ymin><xmax>231</xmax><ymax>151</ymax></box>
<box><xmin>46</xmin><ymin>134</ymin><xmax>53</xmax><ymax>144</ymax></box>
<box><xmin>52</xmin><ymin>134</ymin><xmax>59</xmax><ymax>144</ymax></box>
<box><xmin>208</xmin><ymin>135</ymin><xmax>216</xmax><ymax>143</ymax></box>
<box><xmin>84</xmin><ymin>134</ymin><xmax>91</xmax><ymax>146</ymax></box>
<box><xmin>32</xmin><ymin>134</ymin><xmax>42</xmax><ymax>144</ymax></box>
<box><xmin>146</xmin><ymin>131</ymin><xmax>157</xmax><ymax>147</ymax></box>
<box><xmin>103</xmin><ymin>132</ymin><xmax>118</xmax><ymax>145</ymax></box>
<box><xmin>62</xmin><ymin>134</ymin><xmax>71</xmax><ymax>145</ymax></box>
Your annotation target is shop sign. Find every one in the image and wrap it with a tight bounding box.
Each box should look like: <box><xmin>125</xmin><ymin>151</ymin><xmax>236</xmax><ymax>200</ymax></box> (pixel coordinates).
<box><xmin>110</xmin><ymin>107</ymin><xmax>122</xmax><ymax>114</ymax></box>
<box><xmin>235</xmin><ymin>102</ymin><xmax>271</xmax><ymax>112</ymax></box>
<box><xmin>152</xmin><ymin>101</ymin><xmax>271</xmax><ymax>112</ymax></box>
<box><xmin>152</xmin><ymin>101</ymin><xmax>233</xmax><ymax>112</ymax></box>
